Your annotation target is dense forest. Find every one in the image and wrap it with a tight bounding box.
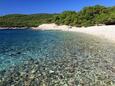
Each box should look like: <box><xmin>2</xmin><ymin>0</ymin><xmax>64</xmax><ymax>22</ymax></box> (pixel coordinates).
<box><xmin>53</xmin><ymin>5</ymin><xmax>115</xmax><ymax>27</ymax></box>
<box><xmin>0</xmin><ymin>5</ymin><xmax>115</xmax><ymax>27</ymax></box>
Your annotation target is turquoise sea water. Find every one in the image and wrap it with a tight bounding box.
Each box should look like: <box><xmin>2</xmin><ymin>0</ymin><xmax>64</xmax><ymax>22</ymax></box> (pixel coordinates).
<box><xmin>0</xmin><ymin>29</ymin><xmax>115</xmax><ymax>85</ymax></box>
<box><xmin>0</xmin><ymin>29</ymin><xmax>65</xmax><ymax>70</ymax></box>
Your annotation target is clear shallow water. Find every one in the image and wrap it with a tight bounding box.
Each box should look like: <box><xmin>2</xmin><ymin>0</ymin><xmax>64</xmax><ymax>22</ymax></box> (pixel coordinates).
<box><xmin>0</xmin><ymin>29</ymin><xmax>65</xmax><ymax>70</ymax></box>
<box><xmin>0</xmin><ymin>29</ymin><xmax>115</xmax><ymax>86</ymax></box>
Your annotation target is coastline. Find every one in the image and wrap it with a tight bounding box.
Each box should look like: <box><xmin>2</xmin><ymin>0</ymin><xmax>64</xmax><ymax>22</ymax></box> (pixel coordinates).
<box><xmin>1</xmin><ymin>23</ymin><xmax>115</xmax><ymax>43</ymax></box>
<box><xmin>0</xmin><ymin>27</ymin><xmax>29</xmax><ymax>30</ymax></box>
<box><xmin>32</xmin><ymin>23</ymin><xmax>115</xmax><ymax>43</ymax></box>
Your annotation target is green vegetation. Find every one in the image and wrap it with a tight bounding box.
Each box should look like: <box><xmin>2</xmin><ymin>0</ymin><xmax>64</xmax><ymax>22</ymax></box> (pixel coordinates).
<box><xmin>52</xmin><ymin>5</ymin><xmax>115</xmax><ymax>27</ymax></box>
<box><xmin>0</xmin><ymin>5</ymin><xmax>115</xmax><ymax>27</ymax></box>
<box><xmin>0</xmin><ymin>14</ymin><xmax>55</xmax><ymax>27</ymax></box>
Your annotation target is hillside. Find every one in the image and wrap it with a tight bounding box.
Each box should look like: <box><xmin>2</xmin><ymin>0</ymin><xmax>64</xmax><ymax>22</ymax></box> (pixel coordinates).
<box><xmin>0</xmin><ymin>14</ymin><xmax>56</xmax><ymax>27</ymax></box>
<box><xmin>0</xmin><ymin>5</ymin><xmax>115</xmax><ymax>27</ymax></box>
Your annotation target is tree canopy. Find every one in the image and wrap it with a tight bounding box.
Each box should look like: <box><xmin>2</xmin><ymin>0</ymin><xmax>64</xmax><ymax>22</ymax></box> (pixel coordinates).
<box><xmin>52</xmin><ymin>5</ymin><xmax>115</xmax><ymax>27</ymax></box>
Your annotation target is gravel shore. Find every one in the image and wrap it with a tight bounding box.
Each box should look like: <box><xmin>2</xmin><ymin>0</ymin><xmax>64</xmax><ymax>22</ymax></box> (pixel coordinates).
<box><xmin>0</xmin><ymin>31</ymin><xmax>115</xmax><ymax>86</ymax></box>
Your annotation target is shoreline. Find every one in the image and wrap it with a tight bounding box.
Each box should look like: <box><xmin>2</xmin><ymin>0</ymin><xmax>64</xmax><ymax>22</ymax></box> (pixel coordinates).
<box><xmin>0</xmin><ymin>23</ymin><xmax>115</xmax><ymax>43</ymax></box>
<box><xmin>0</xmin><ymin>27</ymin><xmax>30</xmax><ymax>30</ymax></box>
<box><xmin>32</xmin><ymin>23</ymin><xmax>115</xmax><ymax>43</ymax></box>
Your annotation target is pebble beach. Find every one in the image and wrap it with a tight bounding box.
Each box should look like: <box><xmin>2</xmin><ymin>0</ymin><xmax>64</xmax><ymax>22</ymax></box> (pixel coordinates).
<box><xmin>33</xmin><ymin>23</ymin><xmax>115</xmax><ymax>43</ymax></box>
